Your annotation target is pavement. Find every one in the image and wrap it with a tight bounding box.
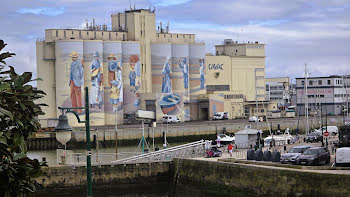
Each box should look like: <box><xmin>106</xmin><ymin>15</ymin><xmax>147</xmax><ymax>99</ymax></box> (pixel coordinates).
<box><xmin>191</xmin><ymin>134</ymin><xmax>350</xmax><ymax>175</ymax></box>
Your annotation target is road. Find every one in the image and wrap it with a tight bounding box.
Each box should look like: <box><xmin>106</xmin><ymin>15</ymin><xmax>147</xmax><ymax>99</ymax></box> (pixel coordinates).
<box><xmin>86</xmin><ymin>115</ymin><xmax>343</xmax><ymax>130</ymax></box>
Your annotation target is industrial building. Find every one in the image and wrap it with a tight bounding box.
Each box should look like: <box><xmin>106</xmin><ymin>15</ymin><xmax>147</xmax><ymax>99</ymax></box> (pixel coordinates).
<box><xmin>36</xmin><ymin>7</ymin><xmax>275</xmax><ymax>127</ymax></box>
<box><xmin>295</xmin><ymin>75</ymin><xmax>350</xmax><ymax>116</ymax></box>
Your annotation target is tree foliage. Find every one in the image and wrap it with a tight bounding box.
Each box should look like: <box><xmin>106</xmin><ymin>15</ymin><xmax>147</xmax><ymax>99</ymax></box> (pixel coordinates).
<box><xmin>0</xmin><ymin>40</ymin><xmax>47</xmax><ymax>197</ymax></box>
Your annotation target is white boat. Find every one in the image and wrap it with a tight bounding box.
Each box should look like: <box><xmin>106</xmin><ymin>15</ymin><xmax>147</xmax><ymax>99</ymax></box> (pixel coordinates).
<box><xmin>264</xmin><ymin>129</ymin><xmax>294</xmax><ymax>146</ymax></box>
<box><xmin>217</xmin><ymin>133</ymin><xmax>235</xmax><ymax>145</ymax></box>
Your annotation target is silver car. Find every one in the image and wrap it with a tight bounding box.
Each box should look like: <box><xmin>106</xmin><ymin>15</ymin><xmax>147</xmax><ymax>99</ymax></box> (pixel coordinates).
<box><xmin>280</xmin><ymin>145</ymin><xmax>313</xmax><ymax>164</ymax></box>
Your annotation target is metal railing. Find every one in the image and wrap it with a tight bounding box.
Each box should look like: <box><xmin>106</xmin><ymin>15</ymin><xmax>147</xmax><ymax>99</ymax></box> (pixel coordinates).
<box><xmin>112</xmin><ymin>140</ymin><xmax>208</xmax><ymax>164</ymax></box>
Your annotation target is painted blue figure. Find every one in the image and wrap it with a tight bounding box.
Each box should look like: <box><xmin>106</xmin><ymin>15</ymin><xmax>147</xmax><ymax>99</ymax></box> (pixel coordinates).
<box><xmin>178</xmin><ymin>58</ymin><xmax>189</xmax><ymax>89</ymax></box>
<box><xmin>129</xmin><ymin>55</ymin><xmax>139</xmax><ymax>92</ymax></box>
<box><xmin>212</xmin><ymin>103</ymin><xmax>217</xmax><ymax>117</ymax></box>
<box><xmin>162</xmin><ymin>56</ymin><xmax>172</xmax><ymax>93</ymax></box>
<box><xmin>90</xmin><ymin>51</ymin><xmax>103</xmax><ymax>109</ymax></box>
<box><xmin>200</xmin><ymin>58</ymin><xmax>205</xmax><ymax>89</ymax></box>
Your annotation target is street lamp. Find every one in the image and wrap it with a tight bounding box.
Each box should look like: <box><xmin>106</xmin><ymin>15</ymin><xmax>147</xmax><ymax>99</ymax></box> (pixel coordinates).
<box><xmin>54</xmin><ymin>87</ymin><xmax>92</xmax><ymax>197</ymax></box>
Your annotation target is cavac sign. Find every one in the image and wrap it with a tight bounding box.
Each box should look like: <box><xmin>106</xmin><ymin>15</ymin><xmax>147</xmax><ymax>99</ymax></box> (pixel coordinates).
<box><xmin>208</xmin><ymin>64</ymin><xmax>223</xmax><ymax>70</ymax></box>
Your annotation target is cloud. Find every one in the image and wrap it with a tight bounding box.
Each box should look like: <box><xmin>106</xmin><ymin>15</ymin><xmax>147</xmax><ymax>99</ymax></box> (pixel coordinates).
<box><xmin>150</xmin><ymin>0</ymin><xmax>191</xmax><ymax>7</ymax></box>
<box><xmin>1</xmin><ymin>0</ymin><xmax>350</xmax><ymax>84</ymax></box>
<box><xmin>16</xmin><ymin>7</ymin><xmax>65</xmax><ymax>16</ymax></box>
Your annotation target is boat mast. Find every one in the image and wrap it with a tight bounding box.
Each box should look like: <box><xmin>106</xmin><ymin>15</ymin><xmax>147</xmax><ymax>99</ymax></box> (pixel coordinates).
<box><xmin>304</xmin><ymin>63</ymin><xmax>309</xmax><ymax>135</ymax></box>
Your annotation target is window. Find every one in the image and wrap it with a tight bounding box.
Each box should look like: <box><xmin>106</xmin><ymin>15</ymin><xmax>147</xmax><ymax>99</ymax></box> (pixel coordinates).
<box><xmin>56</xmin><ymin>30</ymin><xmax>58</xmax><ymax>37</ymax></box>
<box><xmin>206</xmin><ymin>85</ymin><xmax>230</xmax><ymax>91</ymax></box>
<box><xmin>320</xmin><ymin>95</ymin><xmax>324</xmax><ymax>98</ymax></box>
<box><xmin>327</xmin><ymin>80</ymin><xmax>331</xmax><ymax>85</ymax></box>
<box><xmin>309</xmin><ymin>80</ymin><xmax>313</xmax><ymax>85</ymax></box>
<box><xmin>318</xmin><ymin>80</ymin><xmax>322</xmax><ymax>85</ymax></box>
<box><xmin>301</xmin><ymin>80</ymin><xmax>304</xmax><ymax>86</ymax></box>
<box><xmin>64</xmin><ymin>31</ymin><xmax>66</xmax><ymax>37</ymax></box>
<box><xmin>72</xmin><ymin>31</ymin><xmax>73</xmax><ymax>35</ymax></box>
<box><xmin>261</xmin><ymin>109</ymin><xmax>264</xmax><ymax>112</ymax></box>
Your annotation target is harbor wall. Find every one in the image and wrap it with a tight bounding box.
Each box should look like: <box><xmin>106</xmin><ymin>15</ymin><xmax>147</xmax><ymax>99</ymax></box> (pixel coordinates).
<box><xmin>36</xmin><ymin>159</ymin><xmax>350</xmax><ymax>197</ymax></box>
<box><xmin>35</xmin><ymin>161</ymin><xmax>171</xmax><ymax>196</ymax></box>
<box><xmin>173</xmin><ymin>159</ymin><xmax>350</xmax><ymax>197</ymax></box>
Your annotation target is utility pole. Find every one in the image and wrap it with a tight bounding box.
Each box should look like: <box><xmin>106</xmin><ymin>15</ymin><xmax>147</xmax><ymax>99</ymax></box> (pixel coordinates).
<box><xmin>304</xmin><ymin>64</ymin><xmax>309</xmax><ymax>135</ymax></box>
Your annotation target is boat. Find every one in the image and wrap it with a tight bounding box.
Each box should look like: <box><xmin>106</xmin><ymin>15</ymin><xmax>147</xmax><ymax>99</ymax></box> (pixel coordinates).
<box><xmin>264</xmin><ymin>129</ymin><xmax>295</xmax><ymax>146</ymax></box>
<box><xmin>159</xmin><ymin>93</ymin><xmax>181</xmax><ymax>115</ymax></box>
<box><xmin>217</xmin><ymin>133</ymin><xmax>235</xmax><ymax>145</ymax></box>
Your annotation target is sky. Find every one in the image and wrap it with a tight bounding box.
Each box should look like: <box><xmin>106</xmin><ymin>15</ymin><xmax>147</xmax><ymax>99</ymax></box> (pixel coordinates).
<box><xmin>1</xmin><ymin>0</ymin><xmax>349</xmax><ymax>84</ymax></box>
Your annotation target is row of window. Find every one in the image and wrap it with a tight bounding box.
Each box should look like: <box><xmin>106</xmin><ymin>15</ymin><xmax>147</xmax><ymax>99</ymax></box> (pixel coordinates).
<box><xmin>335</xmin><ymin>94</ymin><xmax>350</xmax><ymax>97</ymax></box>
<box><xmin>157</xmin><ymin>34</ymin><xmax>191</xmax><ymax>38</ymax></box>
<box><xmin>301</xmin><ymin>79</ymin><xmax>332</xmax><ymax>86</ymax></box>
<box><xmin>56</xmin><ymin>30</ymin><xmax>125</xmax><ymax>40</ymax></box>
<box><xmin>307</xmin><ymin>95</ymin><xmax>325</xmax><ymax>98</ymax></box>
<box><xmin>224</xmin><ymin>94</ymin><xmax>244</xmax><ymax>99</ymax></box>
<box><xmin>206</xmin><ymin>85</ymin><xmax>230</xmax><ymax>91</ymax></box>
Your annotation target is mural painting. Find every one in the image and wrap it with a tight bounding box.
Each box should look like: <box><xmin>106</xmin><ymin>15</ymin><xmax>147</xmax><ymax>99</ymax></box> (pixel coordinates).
<box><xmin>90</xmin><ymin>51</ymin><xmax>103</xmax><ymax>109</ymax></box>
<box><xmin>69</xmin><ymin>51</ymin><xmax>84</xmax><ymax>114</ymax></box>
<box><xmin>107</xmin><ymin>53</ymin><xmax>123</xmax><ymax>112</ymax></box>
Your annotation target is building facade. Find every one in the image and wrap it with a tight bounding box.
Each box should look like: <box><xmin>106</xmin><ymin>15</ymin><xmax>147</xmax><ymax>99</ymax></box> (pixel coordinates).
<box><xmin>296</xmin><ymin>75</ymin><xmax>350</xmax><ymax>116</ymax></box>
<box><xmin>36</xmin><ymin>8</ymin><xmax>273</xmax><ymax>127</ymax></box>
<box><xmin>265</xmin><ymin>77</ymin><xmax>291</xmax><ymax>108</ymax></box>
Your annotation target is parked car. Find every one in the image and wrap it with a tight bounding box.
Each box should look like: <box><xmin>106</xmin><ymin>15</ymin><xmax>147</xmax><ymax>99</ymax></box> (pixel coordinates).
<box><xmin>335</xmin><ymin>147</ymin><xmax>350</xmax><ymax>167</ymax></box>
<box><xmin>248</xmin><ymin>116</ymin><xmax>260</xmax><ymax>122</ymax></box>
<box><xmin>163</xmin><ymin>115</ymin><xmax>180</xmax><ymax>123</ymax></box>
<box><xmin>280</xmin><ymin>145</ymin><xmax>313</xmax><ymax>164</ymax></box>
<box><xmin>204</xmin><ymin>145</ymin><xmax>222</xmax><ymax>158</ymax></box>
<box><xmin>316</xmin><ymin>126</ymin><xmax>339</xmax><ymax>136</ymax></box>
<box><xmin>306</xmin><ymin>131</ymin><xmax>323</xmax><ymax>143</ymax></box>
<box><xmin>213</xmin><ymin>112</ymin><xmax>229</xmax><ymax>120</ymax></box>
<box><xmin>296</xmin><ymin>147</ymin><xmax>330</xmax><ymax>166</ymax></box>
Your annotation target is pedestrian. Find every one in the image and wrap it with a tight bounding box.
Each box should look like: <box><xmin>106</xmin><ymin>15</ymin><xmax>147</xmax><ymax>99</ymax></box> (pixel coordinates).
<box><xmin>228</xmin><ymin>143</ymin><xmax>233</xmax><ymax>158</ymax></box>
<box><xmin>216</xmin><ymin>134</ymin><xmax>221</xmax><ymax>148</ymax></box>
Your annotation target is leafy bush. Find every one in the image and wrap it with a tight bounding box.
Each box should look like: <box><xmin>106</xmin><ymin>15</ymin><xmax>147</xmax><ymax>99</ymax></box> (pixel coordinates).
<box><xmin>0</xmin><ymin>40</ymin><xmax>47</xmax><ymax>197</ymax></box>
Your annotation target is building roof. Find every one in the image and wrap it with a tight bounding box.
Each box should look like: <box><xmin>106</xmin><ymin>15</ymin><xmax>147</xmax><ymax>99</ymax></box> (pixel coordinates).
<box><xmin>236</xmin><ymin>128</ymin><xmax>259</xmax><ymax>135</ymax></box>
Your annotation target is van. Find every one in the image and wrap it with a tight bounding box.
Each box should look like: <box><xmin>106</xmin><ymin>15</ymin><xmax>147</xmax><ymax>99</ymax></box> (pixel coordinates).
<box><xmin>317</xmin><ymin>126</ymin><xmax>338</xmax><ymax>135</ymax></box>
<box><xmin>163</xmin><ymin>115</ymin><xmax>180</xmax><ymax>123</ymax></box>
<box><xmin>213</xmin><ymin>112</ymin><xmax>229</xmax><ymax>120</ymax></box>
<box><xmin>335</xmin><ymin>147</ymin><xmax>350</xmax><ymax>166</ymax></box>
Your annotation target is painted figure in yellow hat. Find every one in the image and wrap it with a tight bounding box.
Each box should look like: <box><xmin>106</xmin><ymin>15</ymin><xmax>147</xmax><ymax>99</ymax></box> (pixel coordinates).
<box><xmin>108</xmin><ymin>53</ymin><xmax>123</xmax><ymax>112</ymax></box>
<box><xmin>90</xmin><ymin>51</ymin><xmax>103</xmax><ymax>109</ymax></box>
<box><xmin>69</xmin><ymin>51</ymin><xmax>84</xmax><ymax>114</ymax></box>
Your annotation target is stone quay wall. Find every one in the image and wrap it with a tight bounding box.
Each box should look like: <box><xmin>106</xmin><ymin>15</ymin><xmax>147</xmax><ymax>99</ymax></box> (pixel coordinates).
<box><xmin>173</xmin><ymin>159</ymin><xmax>350</xmax><ymax>197</ymax></box>
<box><xmin>36</xmin><ymin>159</ymin><xmax>350</xmax><ymax>197</ymax></box>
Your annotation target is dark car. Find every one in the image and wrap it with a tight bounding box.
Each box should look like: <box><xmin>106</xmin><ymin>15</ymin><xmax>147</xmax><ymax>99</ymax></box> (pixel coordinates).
<box><xmin>296</xmin><ymin>147</ymin><xmax>330</xmax><ymax>166</ymax></box>
<box><xmin>280</xmin><ymin>145</ymin><xmax>313</xmax><ymax>164</ymax></box>
<box><xmin>306</xmin><ymin>131</ymin><xmax>323</xmax><ymax>143</ymax></box>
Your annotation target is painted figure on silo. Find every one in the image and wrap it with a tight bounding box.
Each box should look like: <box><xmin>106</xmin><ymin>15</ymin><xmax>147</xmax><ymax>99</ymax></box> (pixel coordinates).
<box><xmin>162</xmin><ymin>56</ymin><xmax>172</xmax><ymax>93</ymax></box>
<box><xmin>129</xmin><ymin>55</ymin><xmax>139</xmax><ymax>93</ymax></box>
<box><xmin>199</xmin><ymin>58</ymin><xmax>205</xmax><ymax>89</ymax></box>
<box><xmin>178</xmin><ymin>58</ymin><xmax>189</xmax><ymax>90</ymax></box>
<box><xmin>69</xmin><ymin>51</ymin><xmax>84</xmax><ymax>114</ymax></box>
<box><xmin>90</xmin><ymin>51</ymin><xmax>103</xmax><ymax>109</ymax></box>
<box><xmin>108</xmin><ymin>53</ymin><xmax>123</xmax><ymax>112</ymax></box>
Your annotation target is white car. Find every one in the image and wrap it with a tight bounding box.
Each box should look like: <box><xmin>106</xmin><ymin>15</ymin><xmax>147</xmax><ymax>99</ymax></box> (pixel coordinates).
<box><xmin>249</xmin><ymin>116</ymin><xmax>260</xmax><ymax>122</ymax></box>
<box><xmin>213</xmin><ymin>112</ymin><xmax>229</xmax><ymax>120</ymax></box>
<box><xmin>163</xmin><ymin>115</ymin><xmax>180</xmax><ymax>123</ymax></box>
<box><xmin>336</xmin><ymin>147</ymin><xmax>350</xmax><ymax>166</ymax></box>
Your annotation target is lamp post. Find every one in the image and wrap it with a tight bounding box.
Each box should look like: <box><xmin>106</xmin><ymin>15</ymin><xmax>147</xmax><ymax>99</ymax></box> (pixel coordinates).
<box><xmin>55</xmin><ymin>87</ymin><xmax>92</xmax><ymax>197</ymax></box>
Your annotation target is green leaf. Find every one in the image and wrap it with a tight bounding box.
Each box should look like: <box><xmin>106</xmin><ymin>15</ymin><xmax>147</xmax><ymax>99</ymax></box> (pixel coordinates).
<box><xmin>0</xmin><ymin>83</ymin><xmax>10</xmax><ymax>91</ymax></box>
<box><xmin>0</xmin><ymin>107</ymin><xmax>14</xmax><ymax>120</ymax></box>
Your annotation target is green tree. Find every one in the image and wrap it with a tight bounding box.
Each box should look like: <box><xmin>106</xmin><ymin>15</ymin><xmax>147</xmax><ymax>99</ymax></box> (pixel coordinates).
<box><xmin>0</xmin><ymin>40</ymin><xmax>47</xmax><ymax>196</ymax></box>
